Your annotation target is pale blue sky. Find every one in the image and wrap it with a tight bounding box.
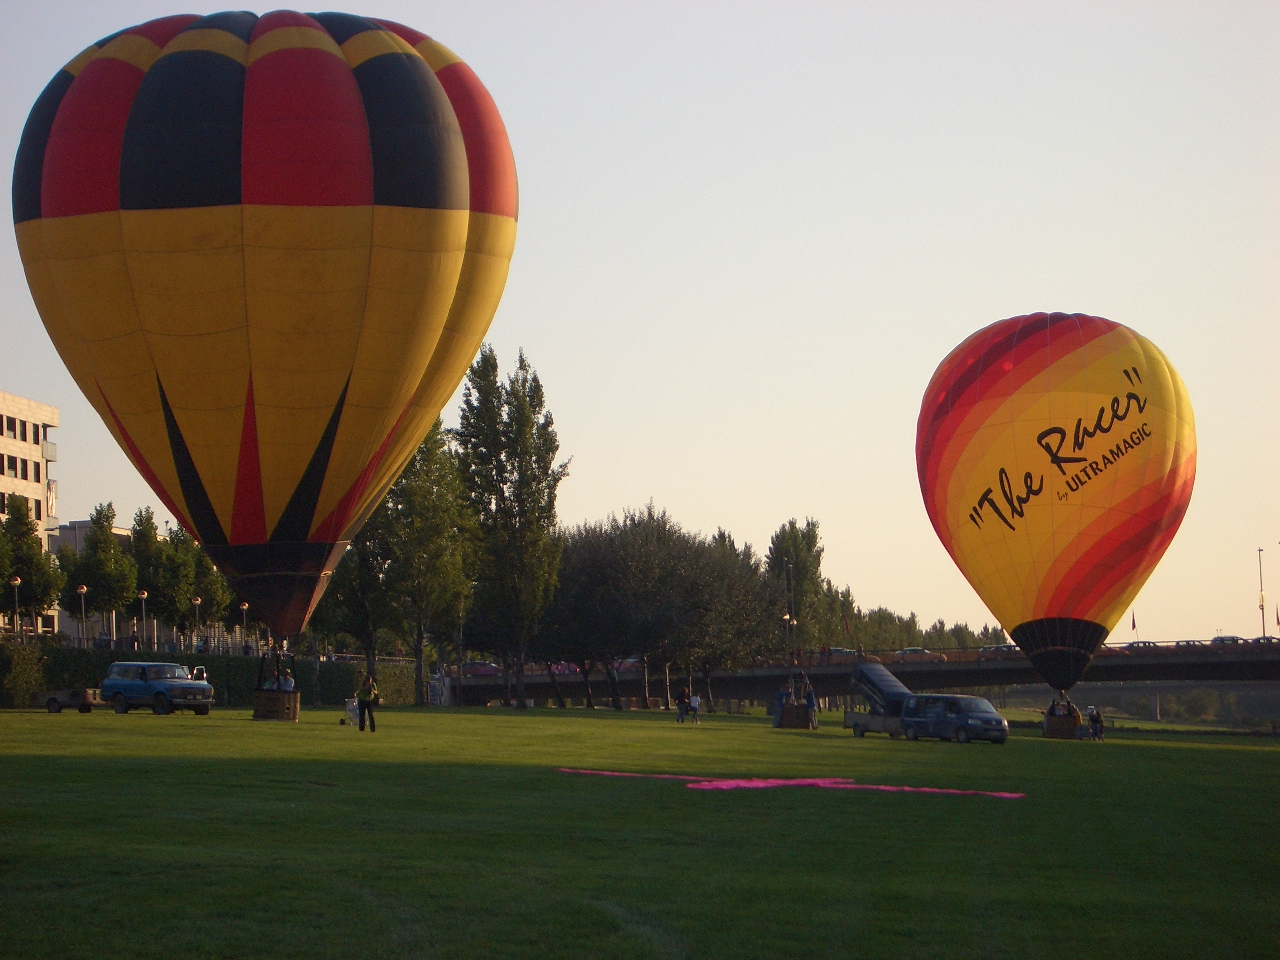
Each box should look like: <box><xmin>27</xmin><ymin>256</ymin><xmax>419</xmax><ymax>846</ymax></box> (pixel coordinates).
<box><xmin>1</xmin><ymin>2</ymin><xmax>1276</xmax><ymax>640</ymax></box>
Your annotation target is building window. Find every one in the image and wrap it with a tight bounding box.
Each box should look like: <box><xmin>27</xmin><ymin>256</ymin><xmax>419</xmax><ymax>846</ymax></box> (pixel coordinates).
<box><xmin>34</xmin><ymin>462</ymin><xmax>40</xmax><ymax>483</ymax></box>
<box><xmin>19</xmin><ymin>420</ymin><xmax>27</xmax><ymax>442</ymax></box>
<box><xmin>6</xmin><ymin>456</ymin><xmax>15</xmax><ymax>478</ymax></box>
<box><xmin>4</xmin><ymin>417</ymin><xmax>14</xmax><ymax>439</ymax></box>
<box><xmin>0</xmin><ymin>493</ymin><xmax>6</xmax><ymax>514</ymax></box>
<box><xmin>20</xmin><ymin>459</ymin><xmax>28</xmax><ymax>481</ymax></box>
<box><xmin>32</xmin><ymin>426</ymin><xmax>40</xmax><ymax>445</ymax></box>
<box><xmin>34</xmin><ymin>499</ymin><xmax>41</xmax><ymax>521</ymax></box>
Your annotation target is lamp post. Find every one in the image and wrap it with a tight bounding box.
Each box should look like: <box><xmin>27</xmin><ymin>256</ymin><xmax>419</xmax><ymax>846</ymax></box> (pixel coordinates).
<box><xmin>1260</xmin><ymin>548</ymin><xmax>1267</xmax><ymax>640</ymax></box>
<box><xmin>76</xmin><ymin>584</ymin><xmax>87</xmax><ymax>646</ymax></box>
<box><xmin>192</xmin><ymin>596</ymin><xmax>202</xmax><ymax>652</ymax></box>
<box><xmin>9</xmin><ymin>576</ymin><xmax>20</xmax><ymax>642</ymax></box>
<box><xmin>239</xmin><ymin>601</ymin><xmax>249</xmax><ymax>654</ymax></box>
<box><xmin>137</xmin><ymin>591</ymin><xmax>148</xmax><ymax>650</ymax></box>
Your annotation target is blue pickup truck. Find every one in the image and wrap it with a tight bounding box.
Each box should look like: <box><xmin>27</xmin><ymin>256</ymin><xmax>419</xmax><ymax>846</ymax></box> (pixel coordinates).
<box><xmin>100</xmin><ymin>662</ymin><xmax>214</xmax><ymax>716</ymax></box>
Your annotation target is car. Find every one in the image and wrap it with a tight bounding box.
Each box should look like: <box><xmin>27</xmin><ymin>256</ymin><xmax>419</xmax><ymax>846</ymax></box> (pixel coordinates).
<box><xmin>1125</xmin><ymin>640</ymin><xmax>1159</xmax><ymax>652</ymax></box>
<box><xmin>100</xmin><ymin>662</ymin><xmax>214</xmax><ymax>715</ymax></box>
<box><xmin>978</xmin><ymin>643</ymin><xmax>1021</xmax><ymax>660</ymax></box>
<box><xmin>1210</xmin><ymin>636</ymin><xmax>1246</xmax><ymax>648</ymax></box>
<box><xmin>459</xmin><ymin>661</ymin><xmax>501</xmax><ymax>677</ymax></box>
<box><xmin>900</xmin><ymin>694</ymin><xmax>1008</xmax><ymax>744</ymax></box>
<box><xmin>893</xmin><ymin>647</ymin><xmax>947</xmax><ymax>663</ymax></box>
<box><xmin>1253</xmin><ymin>636</ymin><xmax>1276</xmax><ymax>645</ymax></box>
<box><xmin>1173</xmin><ymin>640</ymin><xmax>1205</xmax><ymax>650</ymax></box>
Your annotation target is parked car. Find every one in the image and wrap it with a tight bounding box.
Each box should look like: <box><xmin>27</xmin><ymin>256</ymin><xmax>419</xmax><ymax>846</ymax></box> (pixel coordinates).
<box><xmin>893</xmin><ymin>647</ymin><xmax>947</xmax><ymax>663</ymax></box>
<box><xmin>900</xmin><ymin>694</ymin><xmax>1008</xmax><ymax>744</ymax></box>
<box><xmin>978</xmin><ymin>643</ymin><xmax>1021</xmax><ymax>660</ymax></box>
<box><xmin>100</xmin><ymin>662</ymin><xmax>214</xmax><ymax>715</ymax></box>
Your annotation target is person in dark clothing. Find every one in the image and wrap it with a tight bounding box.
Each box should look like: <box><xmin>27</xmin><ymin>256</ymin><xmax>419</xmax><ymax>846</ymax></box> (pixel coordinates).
<box><xmin>804</xmin><ymin>685</ymin><xmax>818</xmax><ymax>730</ymax></box>
<box><xmin>358</xmin><ymin>674</ymin><xmax>378</xmax><ymax>732</ymax></box>
<box><xmin>773</xmin><ymin>685</ymin><xmax>789</xmax><ymax>728</ymax></box>
<box><xmin>1089</xmin><ymin>707</ymin><xmax>1104</xmax><ymax>741</ymax></box>
<box><xmin>676</xmin><ymin>688</ymin><xmax>689</xmax><ymax>723</ymax></box>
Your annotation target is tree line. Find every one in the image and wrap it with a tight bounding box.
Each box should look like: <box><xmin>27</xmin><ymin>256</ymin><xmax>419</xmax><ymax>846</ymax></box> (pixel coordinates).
<box><xmin>37</xmin><ymin>345</ymin><xmax>1000</xmax><ymax>693</ymax></box>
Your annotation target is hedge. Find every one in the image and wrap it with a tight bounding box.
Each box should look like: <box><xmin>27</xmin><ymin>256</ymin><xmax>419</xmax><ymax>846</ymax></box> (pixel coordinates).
<box><xmin>0</xmin><ymin>644</ymin><xmax>419</xmax><ymax>709</ymax></box>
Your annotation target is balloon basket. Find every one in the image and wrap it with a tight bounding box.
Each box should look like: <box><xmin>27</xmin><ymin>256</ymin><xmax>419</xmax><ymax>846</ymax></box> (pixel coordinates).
<box><xmin>252</xmin><ymin>690</ymin><xmax>300</xmax><ymax>722</ymax></box>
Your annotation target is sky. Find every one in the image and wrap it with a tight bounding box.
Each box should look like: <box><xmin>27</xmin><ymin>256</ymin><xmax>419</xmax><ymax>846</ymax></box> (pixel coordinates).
<box><xmin>0</xmin><ymin>1</ymin><xmax>1276</xmax><ymax>641</ymax></box>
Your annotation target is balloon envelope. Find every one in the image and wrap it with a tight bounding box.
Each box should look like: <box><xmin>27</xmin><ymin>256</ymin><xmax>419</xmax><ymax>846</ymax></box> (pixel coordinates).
<box><xmin>13</xmin><ymin>11</ymin><xmax>517</xmax><ymax>634</ymax></box>
<box><xmin>916</xmin><ymin>313</ymin><xmax>1196</xmax><ymax>690</ymax></box>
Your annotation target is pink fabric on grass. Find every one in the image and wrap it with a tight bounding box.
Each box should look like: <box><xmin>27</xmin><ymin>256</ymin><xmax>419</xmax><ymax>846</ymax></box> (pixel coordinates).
<box><xmin>557</xmin><ymin>768</ymin><xmax>1023</xmax><ymax>800</ymax></box>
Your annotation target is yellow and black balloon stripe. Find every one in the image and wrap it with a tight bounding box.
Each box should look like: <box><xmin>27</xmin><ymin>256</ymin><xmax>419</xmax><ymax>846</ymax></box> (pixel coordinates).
<box><xmin>13</xmin><ymin>11</ymin><xmax>517</xmax><ymax>634</ymax></box>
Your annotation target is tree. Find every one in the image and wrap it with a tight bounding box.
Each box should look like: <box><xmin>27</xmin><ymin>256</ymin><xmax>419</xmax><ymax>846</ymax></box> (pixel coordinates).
<box><xmin>59</xmin><ymin>503</ymin><xmax>134</xmax><ymax>642</ymax></box>
<box><xmin>454</xmin><ymin>347</ymin><xmax>569</xmax><ymax>708</ymax></box>
<box><xmin>4</xmin><ymin>497</ymin><xmax>61</xmax><ymax>638</ymax></box>
<box><xmin>384</xmin><ymin>421</ymin><xmax>479</xmax><ymax>705</ymax></box>
<box><xmin>125</xmin><ymin>508</ymin><xmax>163</xmax><ymax>622</ymax></box>
<box><xmin>766</xmin><ymin>518</ymin><xmax>826</xmax><ymax>650</ymax></box>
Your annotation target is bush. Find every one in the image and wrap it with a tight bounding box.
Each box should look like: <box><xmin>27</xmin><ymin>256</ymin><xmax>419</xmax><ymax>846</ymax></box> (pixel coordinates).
<box><xmin>0</xmin><ymin>644</ymin><xmax>43</xmax><ymax>707</ymax></box>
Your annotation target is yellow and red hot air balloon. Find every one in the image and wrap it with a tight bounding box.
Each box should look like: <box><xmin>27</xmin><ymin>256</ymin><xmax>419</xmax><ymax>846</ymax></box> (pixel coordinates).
<box><xmin>916</xmin><ymin>313</ymin><xmax>1196</xmax><ymax>690</ymax></box>
<box><xmin>13</xmin><ymin>11</ymin><xmax>517</xmax><ymax>634</ymax></box>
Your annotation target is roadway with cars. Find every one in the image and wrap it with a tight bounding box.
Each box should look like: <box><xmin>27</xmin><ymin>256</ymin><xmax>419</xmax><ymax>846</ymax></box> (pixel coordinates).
<box><xmin>451</xmin><ymin>641</ymin><xmax>1280</xmax><ymax>703</ymax></box>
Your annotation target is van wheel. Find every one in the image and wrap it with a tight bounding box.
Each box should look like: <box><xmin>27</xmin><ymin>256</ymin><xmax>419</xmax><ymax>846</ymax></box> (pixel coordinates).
<box><xmin>112</xmin><ymin>694</ymin><xmax>129</xmax><ymax>714</ymax></box>
<box><xmin>905</xmin><ymin>726</ymin><xmax>918</xmax><ymax>741</ymax></box>
<box><xmin>854</xmin><ymin>726</ymin><xmax>865</xmax><ymax>737</ymax></box>
<box><xmin>46</xmin><ymin>698</ymin><xmax>62</xmax><ymax>714</ymax></box>
<box><xmin>152</xmin><ymin>694</ymin><xmax>171</xmax><ymax>715</ymax></box>
<box><xmin>956</xmin><ymin>727</ymin><xmax>970</xmax><ymax>744</ymax></box>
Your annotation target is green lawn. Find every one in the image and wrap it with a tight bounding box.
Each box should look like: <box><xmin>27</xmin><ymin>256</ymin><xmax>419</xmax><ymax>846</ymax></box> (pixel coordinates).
<box><xmin>1</xmin><ymin>706</ymin><xmax>1276</xmax><ymax>959</ymax></box>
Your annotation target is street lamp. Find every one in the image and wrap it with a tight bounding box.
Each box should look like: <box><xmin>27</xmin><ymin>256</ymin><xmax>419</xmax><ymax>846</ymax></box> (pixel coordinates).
<box><xmin>76</xmin><ymin>584</ymin><xmax>87</xmax><ymax>646</ymax></box>
<box><xmin>9</xmin><ymin>576</ymin><xmax>20</xmax><ymax>642</ymax></box>
<box><xmin>137</xmin><ymin>591</ymin><xmax>148</xmax><ymax>650</ymax></box>
<box><xmin>239</xmin><ymin>601</ymin><xmax>249</xmax><ymax>654</ymax></box>
<box><xmin>192</xmin><ymin>596</ymin><xmax>202</xmax><ymax>651</ymax></box>
<box><xmin>1260</xmin><ymin>549</ymin><xmax>1267</xmax><ymax>640</ymax></box>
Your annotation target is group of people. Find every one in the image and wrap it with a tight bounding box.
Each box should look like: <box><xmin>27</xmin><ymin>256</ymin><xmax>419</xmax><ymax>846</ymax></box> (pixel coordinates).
<box><xmin>675</xmin><ymin>688</ymin><xmax>701</xmax><ymax>723</ymax></box>
<box><xmin>260</xmin><ymin>669</ymin><xmax>296</xmax><ymax>692</ymax></box>
<box><xmin>773</xmin><ymin>682</ymin><xmax>819</xmax><ymax>729</ymax></box>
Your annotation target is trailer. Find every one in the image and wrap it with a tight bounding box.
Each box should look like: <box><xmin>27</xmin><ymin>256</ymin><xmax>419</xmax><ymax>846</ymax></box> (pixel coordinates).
<box><xmin>843</xmin><ymin>662</ymin><xmax>912</xmax><ymax>737</ymax></box>
<box><xmin>31</xmin><ymin>688</ymin><xmax>107</xmax><ymax>713</ymax></box>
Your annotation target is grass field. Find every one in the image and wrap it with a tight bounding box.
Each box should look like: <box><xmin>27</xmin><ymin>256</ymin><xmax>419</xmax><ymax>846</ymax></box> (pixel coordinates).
<box><xmin>2</xmin><ymin>706</ymin><xmax>1277</xmax><ymax>960</ymax></box>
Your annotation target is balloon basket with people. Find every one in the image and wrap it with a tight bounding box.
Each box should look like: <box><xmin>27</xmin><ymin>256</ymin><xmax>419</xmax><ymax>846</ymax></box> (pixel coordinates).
<box><xmin>1042</xmin><ymin>693</ymin><xmax>1084</xmax><ymax>739</ymax></box>
<box><xmin>252</xmin><ymin>650</ymin><xmax>300</xmax><ymax>722</ymax></box>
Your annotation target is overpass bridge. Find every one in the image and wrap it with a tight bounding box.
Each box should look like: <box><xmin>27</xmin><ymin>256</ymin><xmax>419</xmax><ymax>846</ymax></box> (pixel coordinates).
<box><xmin>452</xmin><ymin>645</ymin><xmax>1280</xmax><ymax>704</ymax></box>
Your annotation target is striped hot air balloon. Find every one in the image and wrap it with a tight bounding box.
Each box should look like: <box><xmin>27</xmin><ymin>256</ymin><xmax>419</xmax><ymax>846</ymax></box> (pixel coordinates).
<box><xmin>13</xmin><ymin>11</ymin><xmax>517</xmax><ymax>634</ymax></box>
<box><xmin>916</xmin><ymin>313</ymin><xmax>1196</xmax><ymax>690</ymax></box>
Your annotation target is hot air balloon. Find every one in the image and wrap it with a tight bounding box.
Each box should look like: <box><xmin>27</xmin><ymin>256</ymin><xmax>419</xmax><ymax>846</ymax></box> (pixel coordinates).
<box><xmin>12</xmin><ymin>11</ymin><xmax>517</xmax><ymax>635</ymax></box>
<box><xmin>916</xmin><ymin>313</ymin><xmax>1196</xmax><ymax>691</ymax></box>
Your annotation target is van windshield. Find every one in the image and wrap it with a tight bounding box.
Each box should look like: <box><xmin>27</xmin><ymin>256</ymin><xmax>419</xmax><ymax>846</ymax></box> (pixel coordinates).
<box><xmin>956</xmin><ymin>697</ymin><xmax>999</xmax><ymax>714</ymax></box>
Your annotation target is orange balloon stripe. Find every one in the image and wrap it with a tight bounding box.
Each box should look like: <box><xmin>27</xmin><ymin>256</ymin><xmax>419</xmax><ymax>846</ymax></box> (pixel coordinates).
<box><xmin>1045</xmin><ymin>454</ymin><xmax>1195</xmax><ymax>620</ymax></box>
<box><xmin>918</xmin><ymin>316</ymin><xmax>1116</xmax><ymax>529</ymax></box>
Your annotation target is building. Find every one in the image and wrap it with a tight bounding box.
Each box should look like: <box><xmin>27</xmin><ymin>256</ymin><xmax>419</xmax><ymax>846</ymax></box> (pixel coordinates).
<box><xmin>0</xmin><ymin>391</ymin><xmax>59</xmax><ymax>636</ymax></box>
<box><xmin>0</xmin><ymin>391</ymin><xmax>58</xmax><ymax>549</ymax></box>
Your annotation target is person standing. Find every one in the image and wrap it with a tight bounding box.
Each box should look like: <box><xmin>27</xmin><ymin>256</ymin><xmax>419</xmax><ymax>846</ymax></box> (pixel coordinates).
<box><xmin>358</xmin><ymin>673</ymin><xmax>378</xmax><ymax>733</ymax></box>
<box><xmin>1090</xmin><ymin>707</ymin><xmax>1104</xmax><ymax>741</ymax></box>
<box><xmin>805</xmin><ymin>684</ymin><xmax>818</xmax><ymax>730</ymax></box>
<box><xmin>676</xmin><ymin>687</ymin><xmax>689</xmax><ymax>723</ymax></box>
<box><xmin>689</xmin><ymin>692</ymin><xmax>701</xmax><ymax>724</ymax></box>
<box><xmin>773</xmin><ymin>685</ymin><xmax>788</xmax><ymax>728</ymax></box>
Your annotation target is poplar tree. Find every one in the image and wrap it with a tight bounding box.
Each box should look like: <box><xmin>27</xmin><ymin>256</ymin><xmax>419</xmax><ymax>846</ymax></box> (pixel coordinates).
<box><xmin>454</xmin><ymin>346</ymin><xmax>569</xmax><ymax>708</ymax></box>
